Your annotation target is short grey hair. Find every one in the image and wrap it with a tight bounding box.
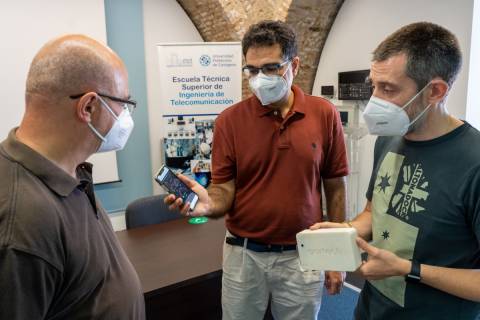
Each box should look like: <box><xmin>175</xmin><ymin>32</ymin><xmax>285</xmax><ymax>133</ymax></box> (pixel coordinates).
<box><xmin>373</xmin><ymin>22</ymin><xmax>462</xmax><ymax>91</ymax></box>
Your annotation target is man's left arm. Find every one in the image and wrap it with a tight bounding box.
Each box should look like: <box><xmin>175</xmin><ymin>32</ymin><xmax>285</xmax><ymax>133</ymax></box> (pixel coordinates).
<box><xmin>421</xmin><ymin>265</ymin><xmax>480</xmax><ymax>302</ymax></box>
<box><xmin>322</xmin><ymin>176</ymin><xmax>347</xmax><ymax>295</ymax></box>
<box><xmin>356</xmin><ymin>238</ymin><xmax>480</xmax><ymax>302</ymax></box>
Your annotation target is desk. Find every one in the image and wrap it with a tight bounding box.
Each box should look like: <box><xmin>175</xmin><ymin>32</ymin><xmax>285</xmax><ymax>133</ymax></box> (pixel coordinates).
<box><xmin>116</xmin><ymin>217</ymin><xmax>226</xmax><ymax>319</ymax></box>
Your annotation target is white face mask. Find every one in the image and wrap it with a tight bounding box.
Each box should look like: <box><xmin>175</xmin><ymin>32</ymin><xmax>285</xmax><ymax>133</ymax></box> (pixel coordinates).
<box><xmin>88</xmin><ymin>97</ymin><xmax>134</xmax><ymax>153</ymax></box>
<box><xmin>362</xmin><ymin>82</ymin><xmax>431</xmax><ymax>136</ymax></box>
<box><xmin>249</xmin><ymin>63</ymin><xmax>291</xmax><ymax>106</ymax></box>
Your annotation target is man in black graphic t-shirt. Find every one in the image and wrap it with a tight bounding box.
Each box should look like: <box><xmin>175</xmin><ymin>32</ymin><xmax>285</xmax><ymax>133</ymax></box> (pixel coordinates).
<box><xmin>311</xmin><ymin>22</ymin><xmax>480</xmax><ymax>319</ymax></box>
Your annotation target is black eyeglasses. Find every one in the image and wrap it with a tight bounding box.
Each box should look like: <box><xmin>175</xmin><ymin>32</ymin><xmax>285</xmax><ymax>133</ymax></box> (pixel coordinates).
<box><xmin>242</xmin><ymin>60</ymin><xmax>290</xmax><ymax>78</ymax></box>
<box><xmin>70</xmin><ymin>92</ymin><xmax>137</xmax><ymax>115</ymax></box>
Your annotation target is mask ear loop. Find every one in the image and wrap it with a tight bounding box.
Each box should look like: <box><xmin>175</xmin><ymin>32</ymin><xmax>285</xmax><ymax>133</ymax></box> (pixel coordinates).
<box><xmin>400</xmin><ymin>81</ymin><xmax>432</xmax><ymax>112</ymax></box>
<box><xmin>87</xmin><ymin>96</ymin><xmax>118</xmax><ymax>143</ymax></box>
<box><xmin>402</xmin><ymin>82</ymin><xmax>433</xmax><ymax>132</ymax></box>
<box><xmin>403</xmin><ymin>103</ymin><xmax>432</xmax><ymax>136</ymax></box>
<box><xmin>88</xmin><ymin>122</ymin><xmax>107</xmax><ymax>142</ymax></box>
<box><xmin>281</xmin><ymin>61</ymin><xmax>292</xmax><ymax>78</ymax></box>
<box><xmin>98</xmin><ymin>96</ymin><xmax>119</xmax><ymax>120</ymax></box>
<box><xmin>410</xmin><ymin>103</ymin><xmax>432</xmax><ymax>124</ymax></box>
<box><xmin>278</xmin><ymin>62</ymin><xmax>292</xmax><ymax>93</ymax></box>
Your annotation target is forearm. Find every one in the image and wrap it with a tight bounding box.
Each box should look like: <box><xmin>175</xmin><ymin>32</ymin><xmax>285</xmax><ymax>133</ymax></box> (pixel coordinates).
<box><xmin>419</xmin><ymin>265</ymin><xmax>480</xmax><ymax>302</ymax></box>
<box><xmin>324</xmin><ymin>177</ymin><xmax>347</xmax><ymax>223</ymax></box>
<box><xmin>349</xmin><ymin>206</ymin><xmax>373</xmax><ymax>241</ymax></box>
<box><xmin>393</xmin><ymin>259</ymin><xmax>480</xmax><ymax>302</ymax></box>
<box><xmin>325</xmin><ymin>190</ymin><xmax>345</xmax><ymax>223</ymax></box>
<box><xmin>206</xmin><ymin>180</ymin><xmax>235</xmax><ymax>218</ymax></box>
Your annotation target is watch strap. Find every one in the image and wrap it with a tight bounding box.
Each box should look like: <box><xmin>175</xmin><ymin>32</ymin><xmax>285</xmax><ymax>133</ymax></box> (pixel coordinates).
<box><xmin>405</xmin><ymin>260</ymin><xmax>421</xmax><ymax>283</ymax></box>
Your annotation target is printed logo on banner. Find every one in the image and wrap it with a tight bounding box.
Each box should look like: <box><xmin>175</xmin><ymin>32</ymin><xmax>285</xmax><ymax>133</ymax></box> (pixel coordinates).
<box><xmin>199</xmin><ymin>54</ymin><xmax>211</xmax><ymax>66</ymax></box>
<box><xmin>211</xmin><ymin>54</ymin><xmax>236</xmax><ymax>67</ymax></box>
<box><xmin>157</xmin><ymin>43</ymin><xmax>242</xmax><ymax>116</ymax></box>
<box><xmin>167</xmin><ymin>53</ymin><xmax>192</xmax><ymax>67</ymax></box>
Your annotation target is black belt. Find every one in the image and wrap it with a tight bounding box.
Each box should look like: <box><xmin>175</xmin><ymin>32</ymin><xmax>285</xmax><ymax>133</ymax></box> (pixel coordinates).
<box><xmin>225</xmin><ymin>236</ymin><xmax>297</xmax><ymax>253</ymax></box>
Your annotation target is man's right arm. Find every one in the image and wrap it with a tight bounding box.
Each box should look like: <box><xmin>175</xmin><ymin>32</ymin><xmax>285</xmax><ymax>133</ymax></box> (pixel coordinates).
<box><xmin>165</xmin><ymin>175</ymin><xmax>235</xmax><ymax>218</ymax></box>
<box><xmin>0</xmin><ymin>248</ymin><xmax>58</xmax><ymax>319</ymax></box>
<box><xmin>205</xmin><ymin>179</ymin><xmax>235</xmax><ymax>218</ymax></box>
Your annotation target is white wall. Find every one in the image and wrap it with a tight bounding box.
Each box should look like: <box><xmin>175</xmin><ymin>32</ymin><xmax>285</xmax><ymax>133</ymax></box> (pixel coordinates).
<box><xmin>312</xmin><ymin>0</ymin><xmax>475</xmax><ymax>216</ymax></box>
<box><xmin>110</xmin><ymin>211</ymin><xmax>126</xmax><ymax>231</ymax></box>
<box><xmin>466</xmin><ymin>0</ymin><xmax>480</xmax><ymax>129</ymax></box>
<box><xmin>0</xmin><ymin>0</ymin><xmax>119</xmax><ymax>184</ymax></box>
<box><xmin>142</xmin><ymin>0</ymin><xmax>203</xmax><ymax>194</ymax></box>
<box><xmin>0</xmin><ymin>0</ymin><xmax>107</xmax><ymax>140</ymax></box>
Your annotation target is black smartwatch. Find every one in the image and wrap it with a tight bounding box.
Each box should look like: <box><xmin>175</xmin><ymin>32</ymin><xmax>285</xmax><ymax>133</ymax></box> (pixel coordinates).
<box><xmin>405</xmin><ymin>260</ymin><xmax>421</xmax><ymax>283</ymax></box>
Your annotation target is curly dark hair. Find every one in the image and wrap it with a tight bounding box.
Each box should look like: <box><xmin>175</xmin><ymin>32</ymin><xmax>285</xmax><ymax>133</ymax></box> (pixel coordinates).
<box><xmin>242</xmin><ymin>20</ymin><xmax>297</xmax><ymax>60</ymax></box>
<box><xmin>373</xmin><ymin>22</ymin><xmax>462</xmax><ymax>90</ymax></box>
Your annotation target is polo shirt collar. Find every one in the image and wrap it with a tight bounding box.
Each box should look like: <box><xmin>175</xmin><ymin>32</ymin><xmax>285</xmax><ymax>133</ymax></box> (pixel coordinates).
<box><xmin>1</xmin><ymin>128</ymin><xmax>91</xmax><ymax>197</ymax></box>
<box><xmin>253</xmin><ymin>84</ymin><xmax>306</xmax><ymax>117</ymax></box>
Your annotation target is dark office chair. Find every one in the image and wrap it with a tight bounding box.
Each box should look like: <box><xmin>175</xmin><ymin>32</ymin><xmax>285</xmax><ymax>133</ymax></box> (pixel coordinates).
<box><xmin>125</xmin><ymin>194</ymin><xmax>183</xmax><ymax>229</ymax></box>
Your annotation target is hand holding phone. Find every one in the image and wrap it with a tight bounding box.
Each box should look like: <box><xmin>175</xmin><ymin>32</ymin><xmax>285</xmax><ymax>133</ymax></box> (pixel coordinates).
<box><xmin>154</xmin><ymin>165</ymin><xmax>199</xmax><ymax>211</ymax></box>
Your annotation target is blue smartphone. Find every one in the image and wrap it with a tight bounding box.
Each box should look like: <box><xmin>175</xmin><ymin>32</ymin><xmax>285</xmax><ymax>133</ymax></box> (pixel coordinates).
<box><xmin>154</xmin><ymin>165</ymin><xmax>199</xmax><ymax>211</ymax></box>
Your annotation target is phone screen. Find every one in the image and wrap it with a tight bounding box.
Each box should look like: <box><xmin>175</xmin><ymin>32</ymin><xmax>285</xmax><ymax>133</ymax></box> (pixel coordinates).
<box><xmin>155</xmin><ymin>166</ymin><xmax>198</xmax><ymax>209</ymax></box>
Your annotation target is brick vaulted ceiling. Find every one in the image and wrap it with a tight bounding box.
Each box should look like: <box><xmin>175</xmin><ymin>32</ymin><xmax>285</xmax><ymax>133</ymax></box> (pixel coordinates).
<box><xmin>177</xmin><ymin>0</ymin><xmax>344</xmax><ymax>97</ymax></box>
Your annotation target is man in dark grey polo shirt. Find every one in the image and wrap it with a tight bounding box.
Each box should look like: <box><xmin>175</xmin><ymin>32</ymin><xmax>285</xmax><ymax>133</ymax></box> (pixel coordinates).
<box><xmin>0</xmin><ymin>35</ymin><xmax>145</xmax><ymax>319</ymax></box>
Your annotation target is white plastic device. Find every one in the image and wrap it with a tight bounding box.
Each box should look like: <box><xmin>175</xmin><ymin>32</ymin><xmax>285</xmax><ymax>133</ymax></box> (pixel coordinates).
<box><xmin>296</xmin><ymin>228</ymin><xmax>362</xmax><ymax>272</ymax></box>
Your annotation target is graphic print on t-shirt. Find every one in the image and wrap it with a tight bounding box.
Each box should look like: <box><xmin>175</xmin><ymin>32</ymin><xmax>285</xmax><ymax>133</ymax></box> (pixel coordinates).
<box><xmin>391</xmin><ymin>163</ymin><xmax>429</xmax><ymax>219</ymax></box>
<box><xmin>370</xmin><ymin>152</ymin><xmax>425</xmax><ymax>307</ymax></box>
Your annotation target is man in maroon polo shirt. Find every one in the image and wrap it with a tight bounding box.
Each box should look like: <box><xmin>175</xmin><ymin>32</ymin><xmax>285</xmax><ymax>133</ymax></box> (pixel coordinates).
<box><xmin>166</xmin><ymin>20</ymin><xmax>348</xmax><ymax>319</ymax></box>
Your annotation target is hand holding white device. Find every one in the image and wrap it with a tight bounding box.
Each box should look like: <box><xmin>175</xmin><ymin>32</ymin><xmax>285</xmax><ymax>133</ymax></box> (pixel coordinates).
<box><xmin>296</xmin><ymin>228</ymin><xmax>362</xmax><ymax>272</ymax></box>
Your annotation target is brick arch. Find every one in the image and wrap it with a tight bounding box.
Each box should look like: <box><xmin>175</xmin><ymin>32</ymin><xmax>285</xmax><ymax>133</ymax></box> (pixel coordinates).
<box><xmin>177</xmin><ymin>0</ymin><xmax>344</xmax><ymax>97</ymax></box>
